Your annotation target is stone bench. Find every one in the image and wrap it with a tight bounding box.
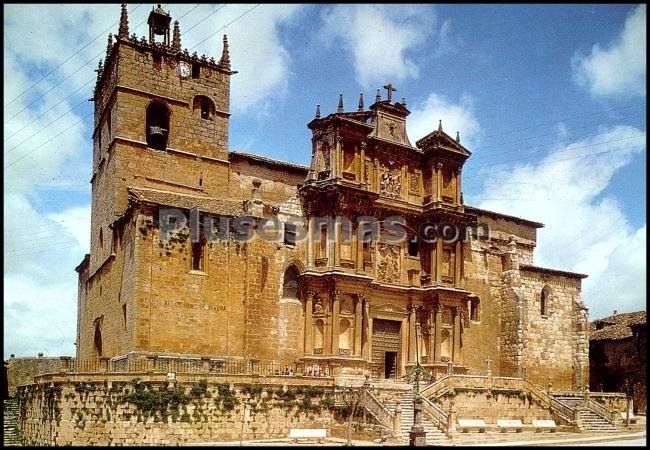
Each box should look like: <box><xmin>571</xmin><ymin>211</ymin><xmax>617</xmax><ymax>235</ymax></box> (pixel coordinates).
<box><xmin>532</xmin><ymin>419</ymin><xmax>557</xmax><ymax>432</ymax></box>
<box><xmin>457</xmin><ymin>418</ymin><xmax>487</xmax><ymax>433</ymax></box>
<box><xmin>288</xmin><ymin>428</ymin><xmax>327</xmax><ymax>443</ymax></box>
<box><xmin>496</xmin><ymin>419</ymin><xmax>523</xmax><ymax>433</ymax></box>
<box><xmin>620</xmin><ymin>412</ymin><xmax>639</xmax><ymax>424</ymax></box>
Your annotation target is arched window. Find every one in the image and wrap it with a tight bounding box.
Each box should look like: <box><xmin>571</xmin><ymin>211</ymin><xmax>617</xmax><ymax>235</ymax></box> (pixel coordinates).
<box><xmin>541</xmin><ymin>285</ymin><xmax>552</xmax><ymax>316</ymax></box>
<box><xmin>193</xmin><ymin>95</ymin><xmax>215</xmax><ymax>120</ymax></box>
<box><xmin>146</xmin><ymin>100</ymin><xmax>170</xmax><ymax>150</ymax></box>
<box><xmin>282</xmin><ymin>265</ymin><xmax>299</xmax><ymax>299</ymax></box>
<box><xmin>94</xmin><ymin>323</ymin><xmax>103</xmax><ymax>357</ymax></box>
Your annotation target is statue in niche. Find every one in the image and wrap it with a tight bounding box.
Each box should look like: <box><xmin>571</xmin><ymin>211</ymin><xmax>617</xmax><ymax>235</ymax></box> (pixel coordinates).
<box><xmin>313</xmin><ymin>147</ymin><xmax>325</xmax><ymax>173</ymax></box>
<box><xmin>377</xmin><ymin>243</ymin><xmax>400</xmax><ymax>283</ymax></box>
<box><xmin>341</xmin><ymin>298</ymin><xmax>354</xmax><ymax>315</ymax></box>
<box><xmin>379</xmin><ymin>169</ymin><xmax>401</xmax><ymax>198</ymax></box>
<box><xmin>313</xmin><ymin>297</ymin><xmax>324</xmax><ymax>314</ymax></box>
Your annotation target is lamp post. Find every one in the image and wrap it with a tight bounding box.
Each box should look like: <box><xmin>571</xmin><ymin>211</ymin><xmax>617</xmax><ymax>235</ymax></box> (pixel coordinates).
<box><xmin>409</xmin><ymin>321</ymin><xmax>427</xmax><ymax>446</ymax></box>
<box><xmin>624</xmin><ymin>378</ymin><xmax>632</xmax><ymax>429</ymax></box>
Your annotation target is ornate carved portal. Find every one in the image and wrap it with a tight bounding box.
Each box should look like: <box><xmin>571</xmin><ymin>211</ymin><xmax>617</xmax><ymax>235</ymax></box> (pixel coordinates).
<box><xmin>372</xmin><ymin>319</ymin><xmax>402</xmax><ymax>379</ymax></box>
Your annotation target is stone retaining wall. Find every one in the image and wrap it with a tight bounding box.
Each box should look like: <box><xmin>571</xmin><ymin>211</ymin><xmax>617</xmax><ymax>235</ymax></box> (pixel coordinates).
<box><xmin>17</xmin><ymin>376</ymin><xmax>340</xmax><ymax>446</ymax></box>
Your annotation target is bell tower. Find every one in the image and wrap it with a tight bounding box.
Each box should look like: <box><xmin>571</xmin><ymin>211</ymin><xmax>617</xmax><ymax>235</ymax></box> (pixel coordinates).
<box><xmin>88</xmin><ymin>3</ymin><xmax>236</xmax><ymax>274</ymax></box>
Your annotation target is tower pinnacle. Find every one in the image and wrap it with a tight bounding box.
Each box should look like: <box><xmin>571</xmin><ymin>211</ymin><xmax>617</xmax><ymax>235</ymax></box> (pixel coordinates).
<box><xmin>171</xmin><ymin>21</ymin><xmax>181</xmax><ymax>52</ymax></box>
<box><xmin>118</xmin><ymin>3</ymin><xmax>129</xmax><ymax>38</ymax></box>
<box><xmin>219</xmin><ymin>35</ymin><xmax>231</xmax><ymax>70</ymax></box>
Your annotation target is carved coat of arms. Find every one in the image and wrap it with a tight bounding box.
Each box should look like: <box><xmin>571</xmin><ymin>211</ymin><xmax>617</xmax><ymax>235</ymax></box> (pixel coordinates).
<box><xmin>377</xmin><ymin>243</ymin><xmax>400</xmax><ymax>283</ymax></box>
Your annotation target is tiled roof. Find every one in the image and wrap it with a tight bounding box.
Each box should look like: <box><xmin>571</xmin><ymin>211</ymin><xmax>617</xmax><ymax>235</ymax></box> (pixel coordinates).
<box><xmin>589</xmin><ymin>311</ymin><xmax>646</xmax><ymax>341</ymax></box>
<box><xmin>128</xmin><ymin>187</ymin><xmax>244</xmax><ymax>216</ymax></box>
<box><xmin>519</xmin><ymin>264</ymin><xmax>588</xmax><ymax>279</ymax></box>
<box><xmin>229</xmin><ymin>151</ymin><xmax>310</xmax><ymax>172</ymax></box>
<box><xmin>465</xmin><ymin>206</ymin><xmax>544</xmax><ymax>228</ymax></box>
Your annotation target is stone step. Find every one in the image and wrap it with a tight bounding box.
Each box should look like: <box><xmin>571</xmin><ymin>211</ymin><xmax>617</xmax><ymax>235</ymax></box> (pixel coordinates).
<box><xmin>3</xmin><ymin>398</ymin><xmax>21</xmax><ymax>446</ymax></box>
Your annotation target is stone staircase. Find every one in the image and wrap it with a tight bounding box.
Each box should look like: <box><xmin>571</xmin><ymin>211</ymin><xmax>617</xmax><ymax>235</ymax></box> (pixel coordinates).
<box><xmin>385</xmin><ymin>390</ymin><xmax>448</xmax><ymax>444</ymax></box>
<box><xmin>553</xmin><ymin>395</ymin><xmax>617</xmax><ymax>432</ymax></box>
<box><xmin>3</xmin><ymin>398</ymin><xmax>21</xmax><ymax>446</ymax></box>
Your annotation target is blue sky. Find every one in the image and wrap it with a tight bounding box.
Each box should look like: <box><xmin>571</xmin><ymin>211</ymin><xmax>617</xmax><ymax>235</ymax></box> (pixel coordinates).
<box><xmin>3</xmin><ymin>4</ymin><xmax>646</xmax><ymax>358</ymax></box>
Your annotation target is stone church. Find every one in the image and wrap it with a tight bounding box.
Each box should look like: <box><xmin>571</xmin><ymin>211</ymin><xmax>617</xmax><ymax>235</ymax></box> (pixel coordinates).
<box><xmin>76</xmin><ymin>4</ymin><xmax>590</xmax><ymax>391</ymax></box>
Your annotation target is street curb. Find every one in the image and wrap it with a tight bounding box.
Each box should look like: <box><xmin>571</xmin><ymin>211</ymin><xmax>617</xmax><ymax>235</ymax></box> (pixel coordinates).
<box><xmin>465</xmin><ymin>431</ymin><xmax>646</xmax><ymax>446</ymax></box>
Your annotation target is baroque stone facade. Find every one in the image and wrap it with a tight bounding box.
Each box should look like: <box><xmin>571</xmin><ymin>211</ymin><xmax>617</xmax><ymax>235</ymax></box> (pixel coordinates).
<box><xmin>75</xmin><ymin>5</ymin><xmax>590</xmax><ymax>393</ymax></box>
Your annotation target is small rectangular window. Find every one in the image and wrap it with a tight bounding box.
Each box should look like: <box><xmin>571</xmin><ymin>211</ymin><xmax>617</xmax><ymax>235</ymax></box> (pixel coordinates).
<box><xmin>153</xmin><ymin>54</ymin><xmax>162</xmax><ymax>70</ymax></box>
<box><xmin>192</xmin><ymin>63</ymin><xmax>200</xmax><ymax>79</ymax></box>
<box><xmin>122</xmin><ymin>304</ymin><xmax>127</xmax><ymax>330</ymax></box>
<box><xmin>284</xmin><ymin>223</ymin><xmax>297</xmax><ymax>246</ymax></box>
<box><xmin>408</xmin><ymin>237</ymin><xmax>419</xmax><ymax>257</ymax></box>
<box><xmin>192</xmin><ymin>241</ymin><xmax>204</xmax><ymax>271</ymax></box>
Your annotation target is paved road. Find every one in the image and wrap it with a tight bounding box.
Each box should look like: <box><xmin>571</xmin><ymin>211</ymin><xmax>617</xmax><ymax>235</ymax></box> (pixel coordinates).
<box><xmin>549</xmin><ymin>437</ymin><xmax>646</xmax><ymax>446</ymax></box>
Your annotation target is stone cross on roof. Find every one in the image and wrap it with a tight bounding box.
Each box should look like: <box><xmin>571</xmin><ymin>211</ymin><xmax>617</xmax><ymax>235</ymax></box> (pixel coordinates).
<box><xmin>383</xmin><ymin>82</ymin><xmax>397</xmax><ymax>102</ymax></box>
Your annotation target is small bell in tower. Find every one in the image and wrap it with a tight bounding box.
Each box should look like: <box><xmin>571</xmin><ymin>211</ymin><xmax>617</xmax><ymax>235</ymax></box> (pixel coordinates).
<box><xmin>147</xmin><ymin>4</ymin><xmax>172</xmax><ymax>45</ymax></box>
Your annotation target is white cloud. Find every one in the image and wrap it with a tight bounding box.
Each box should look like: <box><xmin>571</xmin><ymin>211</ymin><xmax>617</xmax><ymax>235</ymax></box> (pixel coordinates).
<box><xmin>407</xmin><ymin>92</ymin><xmax>481</xmax><ymax>147</ymax></box>
<box><xmin>3</xmin><ymin>193</ymin><xmax>89</xmax><ymax>358</ymax></box>
<box><xmin>320</xmin><ymin>5</ymin><xmax>437</xmax><ymax>86</ymax></box>
<box><xmin>165</xmin><ymin>4</ymin><xmax>303</xmax><ymax>114</ymax></box>
<box><xmin>572</xmin><ymin>5</ymin><xmax>646</xmax><ymax>97</ymax></box>
<box><xmin>473</xmin><ymin>126</ymin><xmax>646</xmax><ymax>319</ymax></box>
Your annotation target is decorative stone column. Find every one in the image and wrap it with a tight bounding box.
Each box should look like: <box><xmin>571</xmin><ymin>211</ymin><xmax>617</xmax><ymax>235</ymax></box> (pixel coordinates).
<box><xmin>434</xmin><ymin>304</ymin><xmax>442</xmax><ymax>362</ymax></box>
<box><xmin>354</xmin><ymin>224</ymin><xmax>363</xmax><ymax>271</ymax></box>
<box><xmin>359</xmin><ymin>142</ymin><xmax>366</xmax><ymax>185</ymax></box>
<box><xmin>331</xmin><ymin>290</ymin><xmax>341</xmax><ymax>355</ymax></box>
<box><xmin>335</xmin><ymin>135</ymin><xmax>343</xmax><ymax>179</ymax></box>
<box><xmin>456</xmin><ymin>167</ymin><xmax>462</xmax><ymax>205</ymax></box>
<box><xmin>305</xmin><ymin>291</ymin><xmax>314</xmax><ymax>354</ymax></box>
<box><xmin>362</xmin><ymin>300</ymin><xmax>371</xmax><ymax>359</ymax></box>
<box><xmin>354</xmin><ymin>294</ymin><xmax>363</xmax><ymax>356</ymax></box>
<box><xmin>334</xmin><ymin>218</ymin><xmax>342</xmax><ymax>268</ymax></box>
<box><xmin>435</xmin><ymin>239</ymin><xmax>443</xmax><ymax>283</ymax></box>
<box><xmin>448</xmin><ymin>398</ymin><xmax>457</xmax><ymax>433</ymax></box>
<box><xmin>408</xmin><ymin>305</ymin><xmax>417</xmax><ymax>363</ymax></box>
<box><xmin>436</xmin><ymin>162</ymin><xmax>443</xmax><ymax>202</ymax></box>
<box><xmin>454</xmin><ymin>240</ymin><xmax>462</xmax><ymax>285</ymax></box>
<box><xmin>393</xmin><ymin>400</ymin><xmax>402</xmax><ymax>437</ymax></box>
<box><xmin>452</xmin><ymin>308</ymin><xmax>461</xmax><ymax>363</ymax></box>
<box><xmin>307</xmin><ymin>218</ymin><xmax>314</xmax><ymax>269</ymax></box>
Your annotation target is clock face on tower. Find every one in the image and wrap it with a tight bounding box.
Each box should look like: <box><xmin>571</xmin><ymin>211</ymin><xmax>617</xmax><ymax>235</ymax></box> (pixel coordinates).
<box><xmin>177</xmin><ymin>62</ymin><xmax>190</xmax><ymax>79</ymax></box>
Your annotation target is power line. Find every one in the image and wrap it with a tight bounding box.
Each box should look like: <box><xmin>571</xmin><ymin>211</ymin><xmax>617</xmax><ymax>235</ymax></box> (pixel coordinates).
<box><xmin>4</xmin><ymin>111</ymin><xmax>94</xmax><ymax>169</ymax></box>
<box><xmin>4</xmin><ymin>5</ymin><xmax>207</xmax><ymax>149</ymax></box>
<box><xmin>476</xmin><ymin>100</ymin><xmax>646</xmax><ymax>142</ymax></box>
<box><xmin>5</xmin><ymin>3</ymin><xmax>202</xmax><ymax>118</ymax></box>
<box><xmin>463</xmin><ymin>142</ymin><xmax>645</xmax><ymax>182</ymax></box>
<box><xmin>464</xmin><ymin>133</ymin><xmax>646</xmax><ymax>175</ymax></box>
<box><xmin>4</xmin><ymin>4</ymin><xmax>164</xmax><ymax>127</ymax></box>
<box><xmin>190</xmin><ymin>4</ymin><xmax>261</xmax><ymax>50</ymax></box>
<box><xmin>182</xmin><ymin>4</ymin><xmax>228</xmax><ymax>35</ymax></box>
<box><xmin>3</xmin><ymin>4</ymin><xmax>143</xmax><ymax>108</ymax></box>
<box><xmin>5</xmin><ymin>83</ymin><xmax>92</xmax><ymax>149</ymax></box>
